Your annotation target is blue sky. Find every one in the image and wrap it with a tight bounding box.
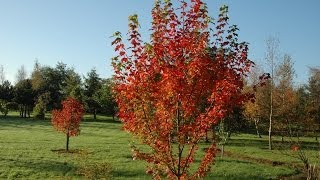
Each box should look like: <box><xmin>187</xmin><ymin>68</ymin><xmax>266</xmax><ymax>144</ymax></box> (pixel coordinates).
<box><xmin>0</xmin><ymin>0</ymin><xmax>319</xmax><ymax>84</ymax></box>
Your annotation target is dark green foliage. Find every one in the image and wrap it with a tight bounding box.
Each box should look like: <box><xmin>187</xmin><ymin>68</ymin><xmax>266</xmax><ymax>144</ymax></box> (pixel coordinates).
<box><xmin>307</xmin><ymin>68</ymin><xmax>320</xmax><ymax>124</ymax></box>
<box><xmin>0</xmin><ymin>80</ymin><xmax>14</xmax><ymax>116</ymax></box>
<box><xmin>0</xmin><ymin>100</ymin><xmax>9</xmax><ymax>116</ymax></box>
<box><xmin>99</xmin><ymin>78</ymin><xmax>117</xmax><ymax>119</ymax></box>
<box><xmin>14</xmin><ymin>79</ymin><xmax>34</xmax><ymax>118</ymax></box>
<box><xmin>30</xmin><ymin>62</ymin><xmax>84</xmax><ymax>111</ymax></box>
<box><xmin>83</xmin><ymin>68</ymin><xmax>102</xmax><ymax>119</ymax></box>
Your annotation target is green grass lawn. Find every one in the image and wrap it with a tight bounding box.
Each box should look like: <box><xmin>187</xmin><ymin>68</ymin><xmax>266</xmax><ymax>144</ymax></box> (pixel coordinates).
<box><xmin>0</xmin><ymin>113</ymin><xmax>318</xmax><ymax>179</ymax></box>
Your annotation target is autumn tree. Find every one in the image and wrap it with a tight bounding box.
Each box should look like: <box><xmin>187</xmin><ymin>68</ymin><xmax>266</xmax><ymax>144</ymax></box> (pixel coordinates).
<box><xmin>51</xmin><ymin>97</ymin><xmax>84</xmax><ymax>151</ymax></box>
<box><xmin>112</xmin><ymin>1</ymin><xmax>265</xmax><ymax>178</ymax></box>
<box><xmin>273</xmin><ymin>54</ymin><xmax>297</xmax><ymax>138</ymax></box>
<box><xmin>244</xmin><ymin>65</ymin><xmax>270</xmax><ymax>138</ymax></box>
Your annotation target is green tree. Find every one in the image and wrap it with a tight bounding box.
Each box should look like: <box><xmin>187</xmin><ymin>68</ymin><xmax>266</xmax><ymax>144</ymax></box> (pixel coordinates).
<box><xmin>33</xmin><ymin>92</ymin><xmax>51</xmax><ymax>120</ymax></box>
<box><xmin>99</xmin><ymin>78</ymin><xmax>117</xmax><ymax>120</ymax></box>
<box><xmin>31</xmin><ymin>60</ymin><xmax>50</xmax><ymax>119</ymax></box>
<box><xmin>84</xmin><ymin>68</ymin><xmax>102</xmax><ymax>119</ymax></box>
<box><xmin>62</xmin><ymin>69</ymin><xmax>83</xmax><ymax>101</ymax></box>
<box><xmin>14</xmin><ymin>79</ymin><xmax>34</xmax><ymax>118</ymax></box>
<box><xmin>0</xmin><ymin>80</ymin><xmax>14</xmax><ymax>116</ymax></box>
<box><xmin>307</xmin><ymin>67</ymin><xmax>320</xmax><ymax>139</ymax></box>
<box><xmin>38</xmin><ymin>62</ymin><xmax>72</xmax><ymax>110</ymax></box>
<box><xmin>294</xmin><ymin>85</ymin><xmax>310</xmax><ymax>132</ymax></box>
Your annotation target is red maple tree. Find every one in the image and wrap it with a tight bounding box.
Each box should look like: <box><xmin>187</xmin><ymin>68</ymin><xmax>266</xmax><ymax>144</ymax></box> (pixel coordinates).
<box><xmin>51</xmin><ymin>97</ymin><xmax>84</xmax><ymax>151</ymax></box>
<box><xmin>112</xmin><ymin>0</ymin><xmax>264</xmax><ymax>178</ymax></box>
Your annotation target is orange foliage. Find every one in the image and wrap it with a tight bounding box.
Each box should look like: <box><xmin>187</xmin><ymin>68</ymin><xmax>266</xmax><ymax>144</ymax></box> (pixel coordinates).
<box><xmin>111</xmin><ymin>0</ymin><xmax>264</xmax><ymax>178</ymax></box>
<box><xmin>51</xmin><ymin>97</ymin><xmax>84</xmax><ymax>137</ymax></box>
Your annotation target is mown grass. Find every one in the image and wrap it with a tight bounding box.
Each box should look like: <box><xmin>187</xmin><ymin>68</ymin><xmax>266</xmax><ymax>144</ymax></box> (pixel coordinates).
<box><xmin>0</xmin><ymin>112</ymin><xmax>318</xmax><ymax>179</ymax></box>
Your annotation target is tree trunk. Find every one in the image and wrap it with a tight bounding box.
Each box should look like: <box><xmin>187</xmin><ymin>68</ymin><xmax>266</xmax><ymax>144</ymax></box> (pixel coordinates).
<box><xmin>268</xmin><ymin>117</ymin><xmax>272</xmax><ymax>150</ymax></box>
<box><xmin>20</xmin><ymin>105</ymin><xmax>23</xmax><ymax>117</ymax></box>
<box><xmin>94</xmin><ymin>109</ymin><xmax>97</xmax><ymax>119</ymax></box>
<box><xmin>227</xmin><ymin>132</ymin><xmax>232</xmax><ymax>139</ymax></box>
<box><xmin>212</xmin><ymin>126</ymin><xmax>215</xmax><ymax>142</ymax></box>
<box><xmin>254</xmin><ymin>118</ymin><xmax>262</xmax><ymax>138</ymax></box>
<box><xmin>28</xmin><ymin>105</ymin><xmax>30</xmax><ymax>118</ymax></box>
<box><xmin>205</xmin><ymin>130</ymin><xmax>209</xmax><ymax>143</ymax></box>
<box><xmin>221</xmin><ymin>144</ymin><xmax>225</xmax><ymax>158</ymax></box>
<box><xmin>66</xmin><ymin>132</ymin><xmax>70</xmax><ymax>151</ymax></box>
<box><xmin>24</xmin><ymin>105</ymin><xmax>27</xmax><ymax>118</ymax></box>
<box><xmin>268</xmin><ymin>89</ymin><xmax>273</xmax><ymax>150</ymax></box>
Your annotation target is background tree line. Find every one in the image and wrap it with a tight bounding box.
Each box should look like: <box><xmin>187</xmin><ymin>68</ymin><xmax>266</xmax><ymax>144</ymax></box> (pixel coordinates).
<box><xmin>0</xmin><ymin>50</ymin><xmax>319</xmax><ymax>143</ymax></box>
<box><xmin>0</xmin><ymin>61</ymin><xmax>117</xmax><ymax>120</ymax></box>
<box><xmin>243</xmin><ymin>38</ymin><xmax>320</xmax><ymax>148</ymax></box>
<box><xmin>204</xmin><ymin>37</ymin><xmax>320</xmax><ymax>147</ymax></box>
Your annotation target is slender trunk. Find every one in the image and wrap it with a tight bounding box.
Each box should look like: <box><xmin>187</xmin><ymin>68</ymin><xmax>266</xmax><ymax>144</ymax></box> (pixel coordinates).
<box><xmin>268</xmin><ymin>116</ymin><xmax>272</xmax><ymax>150</ymax></box>
<box><xmin>221</xmin><ymin>144</ymin><xmax>224</xmax><ymax>158</ymax></box>
<box><xmin>177</xmin><ymin>102</ymin><xmax>182</xmax><ymax>178</ymax></box>
<box><xmin>66</xmin><ymin>132</ymin><xmax>70</xmax><ymax>151</ymax></box>
<box><xmin>212</xmin><ymin>126</ymin><xmax>215</xmax><ymax>142</ymax></box>
<box><xmin>24</xmin><ymin>105</ymin><xmax>27</xmax><ymax>118</ymax></box>
<box><xmin>94</xmin><ymin>109</ymin><xmax>97</xmax><ymax>119</ymax></box>
<box><xmin>269</xmin><ymin>88</ymin><xmax>273</xmax><ymax>150</ymax></box>
<box><xmin>28</xmin><ymin>105</ymin><xmax>30</xmax><ymax>118</ymax></box>
<box><xmin>205</xmin><ymin>130</ymin><xmax>209</xmax><ymax>143</ymax></box>
<box><xmin>20</xmin><ymin>105</ymin><xmax>23</xmax><ymax>117</ymax></box>
<box><xmin>254</xmin><ymin>118</ymin><xmax>262</xmax><ymax>138</ymax></box>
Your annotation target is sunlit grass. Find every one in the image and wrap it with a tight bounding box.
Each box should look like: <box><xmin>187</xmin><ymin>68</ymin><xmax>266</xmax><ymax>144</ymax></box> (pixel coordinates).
<box><xmin>0</xmin><ymin>112</ymin><xmax>317</xmax><ymax>179</ymax></box>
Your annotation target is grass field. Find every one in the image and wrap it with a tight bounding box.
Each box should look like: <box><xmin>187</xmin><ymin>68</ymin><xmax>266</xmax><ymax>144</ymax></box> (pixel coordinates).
<box><xmin>0</xmin><ymin>112</ymin><xmax>319</xmax><ymax>179</ymax></box>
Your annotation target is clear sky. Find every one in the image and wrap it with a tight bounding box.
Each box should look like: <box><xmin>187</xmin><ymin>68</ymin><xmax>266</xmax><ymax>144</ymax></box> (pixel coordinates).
<box><xmin>0</xmin><ymin>0</ymin><xmax>319</xmax><ymax>85</ymax></box>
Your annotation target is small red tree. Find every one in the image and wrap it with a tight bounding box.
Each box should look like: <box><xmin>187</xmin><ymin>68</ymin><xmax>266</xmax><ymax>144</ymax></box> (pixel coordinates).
<box><xmin>112</xmin><ymin>0</ymin><xmax>266</xmax><ymax>179</ymax></box>
<box><xmin>51</xmin><ymin>97</ymin><xmax>84</xmax><ymax>151</ymax></box>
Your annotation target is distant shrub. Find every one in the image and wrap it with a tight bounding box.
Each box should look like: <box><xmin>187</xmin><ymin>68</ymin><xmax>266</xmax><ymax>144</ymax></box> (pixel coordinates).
<box><xmin>77</xmin><ymin>162</ymin><xmax>112</xmax><ymax>179</ymax></box>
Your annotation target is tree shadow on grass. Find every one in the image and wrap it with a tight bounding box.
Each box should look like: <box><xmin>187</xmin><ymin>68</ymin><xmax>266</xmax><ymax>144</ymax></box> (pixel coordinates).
<box><xmin>82</xmin><ymin>118</ymin><xmax>121</xmax><ymax>124</ymax></box>
<box><xmin>0</xmin><ymin>116</ymin><xmax>52</xmax><ymax>130</ymax></box>
<box><xmin>111</xmin><ymin>169</ymin><xmax>149</xmax><ymax>179</ymax></box>
<box><xmin>205</xmin><ymin>174</ymin><xmax>268</xmax><ymax>180</ymax></box>
<box><xmin>226</xmin><ymin>138</ymin><xmax>319</xmax><ymax>150</ymax></box>
<box><xmin>1</xmin><ymin>157</ymin><xmax>76</xmax><ymax>178</ymax></box>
